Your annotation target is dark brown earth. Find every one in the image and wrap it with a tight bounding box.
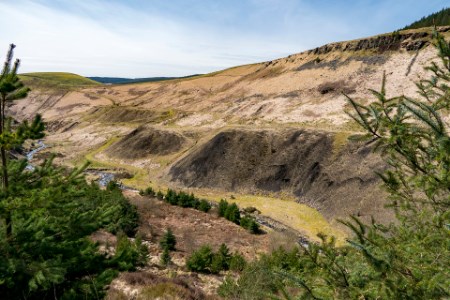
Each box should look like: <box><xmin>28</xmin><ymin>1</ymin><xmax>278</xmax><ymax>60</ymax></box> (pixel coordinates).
<box><xmin>106</xmin><ymin>125</ymin><xmax>188</xmax><ymax>159</ymax></box>
<box><xmin>168</xmin><ymin>129</ymin><xmax>391</xmax><ymax>223</ymax></box>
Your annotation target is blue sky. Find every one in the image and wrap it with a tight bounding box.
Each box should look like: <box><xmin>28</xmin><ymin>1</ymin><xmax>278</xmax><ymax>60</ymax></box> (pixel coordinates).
<box><xmin>0</xmin><ymin>0</ymin><xmax>447</xmax><ymax>77</ymax></box>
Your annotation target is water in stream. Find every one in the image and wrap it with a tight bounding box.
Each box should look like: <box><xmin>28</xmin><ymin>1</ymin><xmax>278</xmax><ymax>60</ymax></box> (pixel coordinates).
<box><xmin>24</xmin><ymin>141</ymin><xmax>135</xmax><ymax>190</ymax></box>
<box><xmin>25</xmin><ymin>140</ymin><xmax>47</xmax><ymax>171</ymax></box>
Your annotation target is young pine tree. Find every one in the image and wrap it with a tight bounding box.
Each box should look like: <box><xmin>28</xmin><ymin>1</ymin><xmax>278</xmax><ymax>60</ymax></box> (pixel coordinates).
<box><xmin>159</xmin><ymin>228</ymin><xmax>177</xmax><ymax>251</ymax></box>
<box><xmin>161</xmin><ymin>247</ymin><xmax>171</xmax><ymax>266</ymax></box>
<box><xmin>0</xmin><ymin>44</ymin><xmax>44</xmax><ymax>239</ymax></box>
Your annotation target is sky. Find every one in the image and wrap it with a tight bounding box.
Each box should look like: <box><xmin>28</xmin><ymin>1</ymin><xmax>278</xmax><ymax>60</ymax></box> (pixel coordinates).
<box><xmin>0</xmin><ymin>0</ymin><xmax>448</xmax><ymax>77</ymax></box>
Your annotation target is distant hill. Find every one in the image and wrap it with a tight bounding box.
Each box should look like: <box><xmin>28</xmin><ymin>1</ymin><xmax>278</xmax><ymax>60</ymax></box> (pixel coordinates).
<box><xmin>88</xmin><ymin>74</ymin><xmax>202</xmax><ymax>85</ymax></box>
<box><xmin>403</xmin><ymin>7</ymin><xmax>450</xmax><ymax>30</ymax></box>
<box><xmin>19</xmin><ymin>72</ymin><xmax>100</xmax><ymax>90</ymax></box>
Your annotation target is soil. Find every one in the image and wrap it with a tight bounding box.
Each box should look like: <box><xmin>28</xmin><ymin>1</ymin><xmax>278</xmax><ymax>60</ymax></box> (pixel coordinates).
<box><xmin>106</xmin><ymin>126</ymin><xmax>188</xmax><ymax>159</ymax></box>
<box><xmin>168</xmin><ymin>128</ymin><xmax>390</xmax><ymax>224</ymax></box>
<box><xmin>104</xmin><ymin>191</ymin><xmax>276</xmax><ymax>299</ymax></box>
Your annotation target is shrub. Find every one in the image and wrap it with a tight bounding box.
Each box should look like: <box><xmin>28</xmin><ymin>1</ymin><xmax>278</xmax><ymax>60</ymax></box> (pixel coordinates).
<box><xmin>224</xmin><ymin>203</ymin><xmax>240</xmax><ymax>224</ymax></box>
<box><xmin>197</xmin><ymin>199</ymin><xmax>211</xmax><ymax>212</ymax></box>
<box><xmin>160</xmin><ymin>247</ymin><xmax>171</xmax><ymax>266</ymax></box>
<box><xmin>186</xmin><ymin>244</ymin><xmax>246</xmax><ymax>274</ymax></box>
<box><xmin>177</xmin><ymin>191</ymin><xmax>189</xmax><ymax>207</ymax></box>
<box><xmin>159</xmin><ymin>228</ymin><xmax>177</xmax><ymax>251</ymax></box>
<box><xmin>186</xmin><ymin>245</ymin><xmax>214</xmax><ymax>273</ymax></box>
<box><xmin>240</xmin><ymin>215</ymin><xmax>260</xmax><ymax>234</ymax></box>
<box><xmin>229</xmin><ymin>254</ymin><xmax>247</xmax><ymax>272</ymax></box>
<box><xmin>106</xmin><ymin>180</ymin><xmax>121</xmax><ymax>191</ymax></box>
<box><xmin>211</xmin><ymin>244</ymin><xmax>232</xmax><ymax>273</ymax></box>
<box><xmin>139</xmin><ymin>186</ymin><xmax>155</xmax><ymax>197</ymax></box>
<box><xmin>217</xmin><ymin>200</ymin><xmax>260</xmax><ymax>234</ymax></box>
<box><xmin>218</xmin><ymin>199</ymin><xmax>229</xmax><ymax>217</ymax></box>
<box><xmin>113</xmin><ymin>233</ymin><xmax>148</xmax><ymax>271</ymax></box>
<box><xmin>165</xmin><ymin>188</ymin><xmax>177</xmax><ymax>205</ymax></box>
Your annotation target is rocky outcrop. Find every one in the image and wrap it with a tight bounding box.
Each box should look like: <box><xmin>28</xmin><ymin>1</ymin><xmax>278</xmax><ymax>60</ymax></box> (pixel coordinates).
<box><xmin>307</xmin><ymin>28</ymin><xmax>450</xmax><ymax>56</ymax></box>
<box><xmin>168</xmin><ymin>129</ymin><xmax>391</xmax><ymax>223</ymax></box>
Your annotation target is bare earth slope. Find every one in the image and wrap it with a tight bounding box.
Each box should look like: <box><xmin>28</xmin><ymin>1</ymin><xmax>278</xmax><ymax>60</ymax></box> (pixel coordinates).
<box><xmin>10</xmin><ymin>27</ymin><xmax>450</xmax><ymax>234</ymax></box>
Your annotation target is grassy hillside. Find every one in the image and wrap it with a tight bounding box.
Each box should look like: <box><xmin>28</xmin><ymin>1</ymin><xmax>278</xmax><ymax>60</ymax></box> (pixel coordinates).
<box><xmin>403</xmin><ymin>7</ymin><xmax>450</xmax><ymax>30</ymax></box>
<box><xmin>88</xmin><ymin>74</ymin><xmax>202</xmax><ymax>85</ymax></box>
<box><xmin>19</xmin><ymin>72</ymin><xmax>100</xmax><ymax>90</ymax></box>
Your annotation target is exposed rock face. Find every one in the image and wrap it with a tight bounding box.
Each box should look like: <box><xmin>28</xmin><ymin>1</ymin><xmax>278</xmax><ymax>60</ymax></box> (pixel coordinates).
<box><xmin>308</xmin><ymin>31</ymin><xmax>435</xmax><ymax>56</ymax></box>
<box><xmin>170</xmin><ymin>129</ymin><xmax>332</xmax><ymax>191</ymax></box>
<box><xmin>106</xmin><ymin>126</ymin><xmax>187</xmax><ymax>159</ymax></box>
<box><xmin>169</xmin><ymin>129</ymin><xmax>390</xmax><ymax>223</ymax></box>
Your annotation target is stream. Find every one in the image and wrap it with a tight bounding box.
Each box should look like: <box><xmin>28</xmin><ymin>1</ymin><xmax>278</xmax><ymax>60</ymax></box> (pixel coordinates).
<box><xmin>24</xmin><ymin>141</ymin><xmax>137</xmax><ymax>191</ymax></box>
<box><xmin>25</xmin><ymin>140</ymin><xmax>47</xmax><ymax>171</ymax></box>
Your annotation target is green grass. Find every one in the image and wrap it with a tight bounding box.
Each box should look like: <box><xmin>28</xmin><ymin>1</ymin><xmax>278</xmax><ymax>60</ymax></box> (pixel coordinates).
<box><xmin>227</xmin><ymin>195</ymin><xmax>347</xmax><ymax>245</ymax></box>
<box><xmin>77</xmin><ymin>137</ymin><xmax>153</xmax><ymax>190</ymax></box>
<box><xmin>19</xmin><ymin>72</ymin><xmax>100</xmax><ymax>90</ymax></box>
<box><xmin>181</xmin><ymin>190</ymin><xmax>347</xmax><ymax>245</ymax></box>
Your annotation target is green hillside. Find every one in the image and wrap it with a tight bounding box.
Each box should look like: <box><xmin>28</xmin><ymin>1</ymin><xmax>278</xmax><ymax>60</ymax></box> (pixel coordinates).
<box><xmin>19</xmin><ymin>72</ymin><xmax>100</xmax><ymax>90</ymax></box>
<box><xmin>403</xmin><ymin>7</ymin><xmax>450</xmax><ymax>30</ymax></box>
<box><xmin>88</xmin><ymin>74</ymin><xmax>201</xmax><ymax>85</ymax></box>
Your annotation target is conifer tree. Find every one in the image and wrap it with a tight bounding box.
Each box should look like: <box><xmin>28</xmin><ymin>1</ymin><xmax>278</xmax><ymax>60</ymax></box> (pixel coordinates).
<box><xmin>218</xmin><ymin>199</ymin><xmax>229</xmax><ymax>217</ymax></box>
<box><xmin>160</xmin><ymin>228</ymin><xmax>177</xmax><ymax>251</ymax></box>
<box><xmin>161</xmin><ymin>247</ymin><xmax>171</xmax><ymax>266</ymax></box>
<box><xmin>225</xmin><ymin>203</ymin><xmax>240</xmax><ymax>224</ymax></box>
<box><xmin>0</xmin><ymin>44</ymin><xmax>144</xmax><ymax>299</ymax></box>
<box><xmin>0</xmin><ymin>44</ymin><xmax>44</xmax><ymax>239</ymax></box>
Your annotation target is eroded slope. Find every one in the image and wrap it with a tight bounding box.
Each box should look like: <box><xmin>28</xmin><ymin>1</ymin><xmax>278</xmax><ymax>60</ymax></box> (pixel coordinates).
<box><xmin>10</xmin><ymin>27</ymin><xmax>450</xmax><ymax>229</ymax></box>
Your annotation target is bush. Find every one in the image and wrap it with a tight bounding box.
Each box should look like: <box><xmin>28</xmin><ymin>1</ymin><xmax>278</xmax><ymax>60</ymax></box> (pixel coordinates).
<box><xmin>139</xmin><ymin>186</ymin><xmax>156</xmax><ymax>197</ymax></box>
<box><xmin>240</xmin><ymin>216</ymin><xmax>260</xmax><ymax>234</ymax></box>
<box><xmin>217</xmin><ymin>199</ymin><xmax>260</xmax><ymax>234</ymax></box>
<box><xmin>218</xmin><ymin>199</ymin><xmax>229</xmax><ymax>217</ymax></box>
<box><xmin>211</xmin><ymin>244</ymin><xmax>232</xmax><ymax>273</ymax></box>
<box><xmin>159</xmin><ymin>228</ymin><xmax>177</xmax><ymax>251</ymax></box>
<box><xmin>229</xmin><ymin>254</ymin><xmax>247</xmax><ymax>272</ymax></box>
<box><xmin>218</xmin><ymin>247</ymin><xmax>297</xmax><ymax>298</ymax></box>
<box><xmin>197</xmin><ymin>199</ymin><xmax>211</xmax><ymax>212</ymax></box>
<box><xmin>160</xmin><ymin>247</ymin><xmax>171</xmax><ymax>266</ymax></box>
<box><xmin>165</xmin><ymin>188</ymin><xmax>177</xmax><ymax>205</ymax></box>
<box><xmin>186</xmin><ymin>245</ymin><xmax>214</xmax><ymax>273</ymax></box>
<box><xmin>113</xmin><ymin>233</ymin><xmax>148</xmax><ymax>271</ymax></box>
<box><xmin>106</xmin><ymin>180</ymin><xmax>121</xmax><ymax>191</ymax></box>
<box><xmin>105</xmin><ymin>189</ymin><xmax>140</xmax><ymax>236</ymax></box>
<box><xmin>225</xmin><ymin>203</ymin><xmax>240</xmax><ymax>224</ymax></box>
<box><xmin>160</xmin><ymin>189</ymin><xmax>214</xmax><ymax>215</ymax></box>
<box><xmin>186</xmin><ymin>244</ymin><xmax>246</xmax><ymax>274</ymax></box>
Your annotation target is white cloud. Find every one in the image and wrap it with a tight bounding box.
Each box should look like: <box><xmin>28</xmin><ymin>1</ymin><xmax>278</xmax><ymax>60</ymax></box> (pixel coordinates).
<box><xmin>0</xmin><ymin>0</ymin><xmax>304</xmax><ymax>77</ymax></box>
<box><xmin>0</xmin><ymin>0</ymin><xmax>447</xmax><ymax>77</ymax></box>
